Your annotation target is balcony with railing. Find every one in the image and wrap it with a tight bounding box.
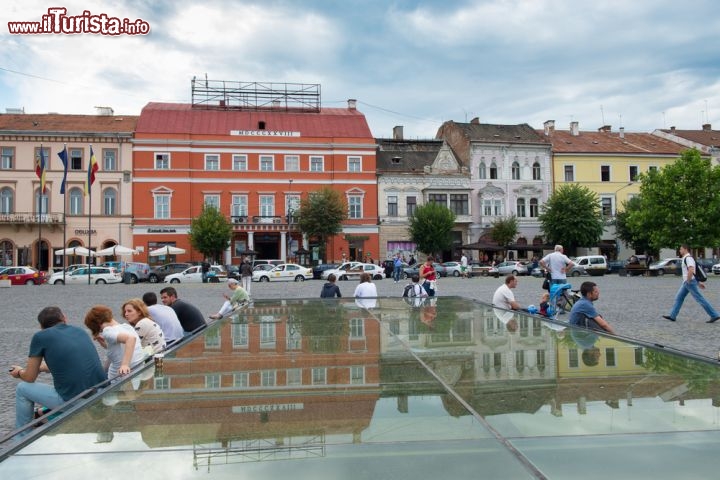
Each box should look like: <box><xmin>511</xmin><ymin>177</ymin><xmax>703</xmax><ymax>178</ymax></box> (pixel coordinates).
<box><xmin>230</xmin><ymin>215</ymin><xmax>299</xmax><ymax>231</ymax></box>
<box><xmin>0</xmin><ymin>212</ymin><xmax>65</xmax><ymax>231</ymax></box>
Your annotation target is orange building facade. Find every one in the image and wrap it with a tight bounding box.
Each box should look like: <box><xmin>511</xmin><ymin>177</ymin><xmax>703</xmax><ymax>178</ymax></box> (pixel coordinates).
<box><xmin>132</xmin><ymin>94</ymin><xmax>378</xmax><ymax>266</ymax></box>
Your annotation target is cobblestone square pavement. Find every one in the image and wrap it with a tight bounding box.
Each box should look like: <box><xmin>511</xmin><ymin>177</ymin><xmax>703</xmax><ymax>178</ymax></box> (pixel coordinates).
<box><xmin>2</xmin><ymin>273</ymin><xmax>720</xmax><ymax>437</ymax></box>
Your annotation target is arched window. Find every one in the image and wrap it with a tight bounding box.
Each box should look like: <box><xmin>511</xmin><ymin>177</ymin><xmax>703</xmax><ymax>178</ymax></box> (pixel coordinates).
<box><xmin>69</xmin><ymin>188</ymin><xmax>83</xmax><ymax>216</ymax></box>
<box><xmin>490</xmin><ymin>161</ymin><xmax>498</xmax><ymax>179</ymax></box>
<box><xmin>529</xmin><ymin>198</ymin><xmax>539</xmax><ymax>217</ymax></box>
<box><xmin>103</xmin><ymin>188</ymin><xmax>117</xmax><ymax>216</ymax></box>
<box><xmin>479</xmin><ymin>162</ymin><xmax>486</xmax><ymax>179</ymax></box>
<box><xmin>512</xmin><ymin>161</ymin><xmax>521</xmax><ymax>180</ymax></box>
<box><xmin>533</xmin><ymin>161</ymin><xmax>541</xmax><ymax>180</ymax></box>
<box><xmin>516</xmin><ymin>198</ymin><xmax>526</xmax><ymax>217</ymax></box>
<box><xmin>0</xmin><ymin>187</ymin><xmax>13</xmax><ymax>214</ymax></box>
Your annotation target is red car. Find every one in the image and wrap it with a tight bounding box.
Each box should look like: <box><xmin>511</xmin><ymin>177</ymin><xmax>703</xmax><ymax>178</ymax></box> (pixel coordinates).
<box><xmin>0</xmin><ymin>266</ymin><xmax>46</xmax><ymax>285</ymax></box>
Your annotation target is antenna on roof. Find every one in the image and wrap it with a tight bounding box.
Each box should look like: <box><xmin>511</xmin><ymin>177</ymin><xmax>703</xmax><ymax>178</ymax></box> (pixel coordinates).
<box><xmin>600</xmin><ymin>104</ymin><xmax>605</xmax><ymax>125</ymax></box>
<box><xmin>662</xmin><ymin>111</ymin><xmax>666</xmax><ymax>128</ymax></box>
<box><xmin>618</xmin><ymin>114</ymin><xmax>623</xmax><ymax>128</ymax></box>
<box><xmin>705</xmin><ymin>99</ymin><xmax>709</xmax><ymax>123</ymax></box>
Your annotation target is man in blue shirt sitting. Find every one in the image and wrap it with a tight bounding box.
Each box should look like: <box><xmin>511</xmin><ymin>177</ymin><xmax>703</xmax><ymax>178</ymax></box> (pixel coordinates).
<box><xmin>568</xmin><ymin>281</ymin><xmax>616</xmax><ymax>335</ymax></box>
<box><xmin>9</xmin><ymin>306</ymin><xmax>106</xmax><ymax>430</ymax></box>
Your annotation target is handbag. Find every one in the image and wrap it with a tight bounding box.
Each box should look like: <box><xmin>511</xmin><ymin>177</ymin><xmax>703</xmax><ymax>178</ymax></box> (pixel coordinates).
<box><xmin>541</xmin><ymin>272</ymin><xmax>551</xmax><ymax>291</ymax></box>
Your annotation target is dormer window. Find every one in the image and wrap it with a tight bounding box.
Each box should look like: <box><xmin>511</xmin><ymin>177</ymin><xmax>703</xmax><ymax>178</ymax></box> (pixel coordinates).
<box><xmin>391</xmin><ymin>156</ymin><xmax>401</xmax><ymax>164</ymax></box>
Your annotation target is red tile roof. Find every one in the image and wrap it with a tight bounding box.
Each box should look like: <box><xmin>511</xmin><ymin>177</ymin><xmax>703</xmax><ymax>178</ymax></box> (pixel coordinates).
<box><xmin>657</xmin><ymin>129</ymin><xmax>720</xmax><ymax>147</ymax></box>
<box><xmin>136</xmin><ymin>102</ymin><xmax>373</xmax><ymax>138</ymax></box>
<box><xmin>541</xmin><ymin>129</ymin><xmax>688</xmax><ymax>155</ymax></box>
<box><xmin>0</xmin><ymin>113</ymin><xmax>138</xmax><ymax>133</ymax></box>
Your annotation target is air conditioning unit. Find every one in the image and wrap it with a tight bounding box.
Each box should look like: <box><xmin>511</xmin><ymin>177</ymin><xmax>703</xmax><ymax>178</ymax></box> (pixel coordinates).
<box><xmin>273</xmin><ymin>218</ymin><xmax>282</xmax><ymax>224</ymax></box>
<box><xmin>232</xmin><ymin>217</ymin><xmax>242</xmax><ymax>224</ymax></box>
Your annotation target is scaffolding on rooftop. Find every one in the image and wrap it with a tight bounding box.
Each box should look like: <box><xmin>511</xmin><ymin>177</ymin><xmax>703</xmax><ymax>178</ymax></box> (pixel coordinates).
<box><xmin>191</xmin><ymin>78</ymin><xmax>321</xmax><ymax>112</ymax></box>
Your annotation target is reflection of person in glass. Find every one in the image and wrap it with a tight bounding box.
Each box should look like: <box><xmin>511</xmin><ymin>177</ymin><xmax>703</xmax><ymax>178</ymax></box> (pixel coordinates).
<box><xmin>420</xmin><ymin>298</ymin><xmax>437</xmax><ymax>329</ymax></box>
<box><xmin>568</xmin><ymin>281</ymin><xmax>615</xmax><ymax>334</ymax></box>
<box><xmin>570</xmin><ymin>328</ymin><xmax>601</xmax><ymax>366</ymax></box>
<box><xmin>493</xmin><ymin>307</ymin><xmax>518</xmax><ymax>333</ymax></box>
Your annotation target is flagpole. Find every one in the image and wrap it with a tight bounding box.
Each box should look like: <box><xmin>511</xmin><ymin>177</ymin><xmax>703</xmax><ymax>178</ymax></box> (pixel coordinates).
<box><xmin>61</xmin><ymin>143</ymin><xmax>67</xmax><ymax>284</ymax></box>
<box><xmin>87</xmin><ymin>144</ymin><xmax>97</xmax><ymax>285</ymax></box>
<box><xmin>37</xmin><ymin>144</ymin><xmax>43</xmax><ymax>271</ymax></box>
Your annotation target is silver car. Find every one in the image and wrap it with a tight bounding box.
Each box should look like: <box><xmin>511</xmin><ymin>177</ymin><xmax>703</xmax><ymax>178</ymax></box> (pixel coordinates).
<box><xmin>495</xmin><ymin>261</ymin><xmax>529</xmax><ymax>276</ymax></box>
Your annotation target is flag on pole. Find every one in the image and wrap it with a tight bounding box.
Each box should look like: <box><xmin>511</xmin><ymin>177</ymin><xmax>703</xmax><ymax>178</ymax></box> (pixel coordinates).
<box><xmin>35</xmin><ymin>146</ymin><xmax>47</xmax><ymax>193</ymax></box>
<box><xmin>84</xmin><ymin>145</ymin><xmax>98</xmax><ymax>196</ymax></box>
<box><xmin>57</xmin><ymin>145</ymin><xmax>68</xmax><ymax>194</ymax></box>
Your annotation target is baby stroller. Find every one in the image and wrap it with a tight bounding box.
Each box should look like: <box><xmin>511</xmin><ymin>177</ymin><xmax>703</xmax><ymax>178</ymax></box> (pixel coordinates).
<box><xmin>546</xmin><ymin>283</ymin><xmax>579</xmax><ymax>319</ymax></box>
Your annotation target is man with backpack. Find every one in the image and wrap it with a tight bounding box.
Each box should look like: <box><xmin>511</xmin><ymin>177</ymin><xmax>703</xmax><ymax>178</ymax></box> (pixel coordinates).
<box><xmin>663</xmin><ymin>244</ymin><xmax>720</xmax><ymax>323</ymax></box>
<box><xmin>403</xmin><ymin>275</ymin><xmax>428</xmax><ymax>298</ymax></box>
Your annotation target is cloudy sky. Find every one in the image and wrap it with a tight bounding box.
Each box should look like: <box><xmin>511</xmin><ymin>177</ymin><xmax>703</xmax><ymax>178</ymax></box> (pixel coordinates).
<box><xmin>1</xmin><ymin>0</ymin><xmax>719</xmax><ymax>138</ymax></box>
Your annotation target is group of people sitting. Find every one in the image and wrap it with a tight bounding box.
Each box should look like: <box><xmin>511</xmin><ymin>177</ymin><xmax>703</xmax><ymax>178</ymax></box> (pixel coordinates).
<box><xmin>8</xmin><ymin>286</ymin><xmax>212</xmax><ymax>433</ymax></box>
<box><xmin>492</xmin><ymin>274</ymin><xmax>615</xmax><ymax>335</ymax></box>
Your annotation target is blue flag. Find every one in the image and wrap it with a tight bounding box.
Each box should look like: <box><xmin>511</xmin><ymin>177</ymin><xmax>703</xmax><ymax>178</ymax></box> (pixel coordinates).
<box><xmin>57</xmin><ymin>146</ymin><xmax>68</xmax><ymax>194</ymax></box>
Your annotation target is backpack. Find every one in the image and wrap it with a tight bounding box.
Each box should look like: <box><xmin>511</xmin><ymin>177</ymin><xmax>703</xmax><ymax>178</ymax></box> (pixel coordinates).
<box><xmin>684</xmin><ymin>257</ymin><xmax>708</xmax><ymax>282</ymax></box>
<box><xmin>403</xmin><ymin>283</ymin><xmax>419</xmax><ymax>298</ymax></box>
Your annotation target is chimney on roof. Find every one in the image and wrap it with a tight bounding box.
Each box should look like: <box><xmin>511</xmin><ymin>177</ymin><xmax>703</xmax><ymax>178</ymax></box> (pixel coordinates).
<box><xmin>670</xmin><ymin>126</ymin><xmax>676</xmax><ymax>132</ymax></box>
<box><xmin>570</xmin><ymin>121</ymin><xmax>579</xmax><ymax>136</ymax></box>
<box><xmin>703</xmin><ymin>123</ymin><xmax>712</xmax><ymax>131</ymax></box>
<box><xmin>347</xmin><ymin>99</ymin><xmax>357</xmax><ymax>110</ymax></box>
<box><xmin>598</xmin><ymin>125</ymin><xmax>612</xmax><ymax>133</ymax></box>
<box><xmin>619</xmin><ymin>127</ymin><xmax>625</xmax><ymax>139</ymax></box>
<box><xmin>393</xmin><ymin>126</ymin><xmax>404</xmax><ymax>140</ymax></box>
<box><xmin>272</xmin><ymin>100</ymin><xmax>281</xmax><ymax>107</ymax></box>
<box><xmin>543</xmin><ymin>120</ymin><xmax>555</xmax><ymax>136</ymax></box>
<box><xmin>470</xmin><ymin>117</ymin><xmax>480</xmax><ymax>124</ymax></box>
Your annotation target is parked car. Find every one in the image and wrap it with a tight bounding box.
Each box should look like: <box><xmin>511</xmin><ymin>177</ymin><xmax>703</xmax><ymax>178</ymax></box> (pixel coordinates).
<box><xmin>441</xmin><ymin>261</ymin><xmax>464</xmax><ymax>277</ymax></box>
<box><xmin>573</xmin><ymin>255</ymin><xmax>607</xmax><ymax>276</ymax></box>
<box><xmin>382</xmin><ymin>260</ymin><xmax>410</xmax><ymax>279</ymax></box>
<box><xmin>607</xmin><ymin>260</ymin><xmax>625</xmax><ymax>274</ymax></box>
<box><xmin>252</xmin><ymin>263</ymin><xmax>313</xmax><ymax>282</ymax></box>
<box><xmin>224</xmin><ymin>264</ymin><xmax>241</xmax><ymax>280</ymax></box>
<box><xmin>0</xmin><ymin>266</ymin><xmax>46</xmax><ymax>285</ymax></box>
<box><xmin>495</xmin><ymin>261</ymin><xmax>529</xmax><ymax>276</ymax></box>
<box><xmin>312</xmin><ymin>263</ymin><xmax>339</xmax><ymax>280</ymax></box>
<box><xmin>335</xmin><ymin>263</ymin><xmax>385</xmax><ymax>281</ymax></box>
<box><xmin>164</xmin><ymin>265</ymin><xmax>225</xmax><ymax>283</ymax></box>
<box><xmin>322</xmin><ymin>261</ymin><xmax>363</xmax><ymax>280</ymax></box>
<box><xmin>147</xmin><ymin>262</ymin><xmax>191</xmax><ymax>283</ymax></box>
<box><xmin>648</xmin><ymin>258</ymin><xmax>682</xmax><ymax>276</ymax></box>
<box><xmin>123</xmin><ymin>262</ymin><xmax>151</xmax><ymax>283</ymax></box>
<box><xmin>251</xmin><ymin>259</ymin><xmax>284</xmax><ymax>269</ymax></box>
<box><xmin>712</xmin><ymin>262</ymin><xmax>720</xmax><ymax>275</ymax></box>
<box><xmin>49</xmin><ymin>266</ymin><xmax>122</xmax><ymax>285</ymax></box>
<box><xmin>402</xmin><ymin>263</ymin><xmax>447</xmax><ymax>280</ymax></box>
<box><xmin>253</xmin><ymin>264</ymin><xmax>275</xmax><ymax>272</ymax></box>
<box><xmin>471</xmin><ymin>262</ymin><xmax>499</xmax><ymax>277</ymax></box>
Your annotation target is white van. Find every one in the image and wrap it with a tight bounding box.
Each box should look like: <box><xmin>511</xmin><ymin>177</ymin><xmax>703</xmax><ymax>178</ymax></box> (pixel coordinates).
<box><xmin>573</xmin><ymin>255</ymin><xmax>608</xmax><ymax>276</ymax></box>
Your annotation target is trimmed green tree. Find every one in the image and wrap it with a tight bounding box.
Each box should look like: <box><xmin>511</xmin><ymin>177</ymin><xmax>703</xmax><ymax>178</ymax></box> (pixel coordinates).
<box><xmin>626</xmin><ymin>149</ymin><xmax>720</xmax><ymax>250</ymax></box>
<box><xmin>408</xmin><ymin>202</ymin><xmax>456</xmax><ymax>256</ymax></box>
<box><xmin>188</xmin><ymin>205</ymin><xmax>232</xmax><ymax>263</ymax></box>
<box><xmin>615</xmin><ymin>195</ymin><xmax>655</xmax><ymax>254</ymax></box>
<box><xmin>539</xmin><ymin>184</ymin><xmax>604</xmax><ymax>255</ymax></box>
<box><xmin>490</xmin><ymin>215</ymin><xmax>519</xmax><ymax>254</ymax></box>
<box><xmin>297</xmin><ymin>187</ymin><xmax>347</xmax><ymax>262</ymax></box>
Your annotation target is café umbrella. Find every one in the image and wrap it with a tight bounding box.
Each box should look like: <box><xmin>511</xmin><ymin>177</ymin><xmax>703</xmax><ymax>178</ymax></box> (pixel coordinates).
<box><xmin>96</xmin><ymin>245</ymin><xmax>138</xmax><ymax>256</ymax></box>
<box><xmin>54</xmin><ymin>246</ymin><xmax>96</xmax><ymax>257</ymax></box>
<box><xmin>149</xmin><ymin>245</ymin><xmax>186</xmax><ymax>257</ymax></box>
